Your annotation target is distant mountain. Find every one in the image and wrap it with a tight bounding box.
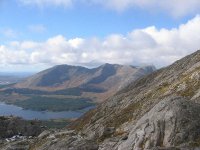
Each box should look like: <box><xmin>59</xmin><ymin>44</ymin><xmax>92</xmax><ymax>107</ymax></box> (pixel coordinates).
<box><xmin>13</xmin><ymin>63</ymin><xmax>155</xmax><ymax>102</ymax></box>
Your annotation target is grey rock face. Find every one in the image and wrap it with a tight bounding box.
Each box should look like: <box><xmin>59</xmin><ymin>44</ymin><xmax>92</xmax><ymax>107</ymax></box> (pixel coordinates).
<box><xmin>118</xmin><ymin>97</ymin><xmax>200</xmax><ymax>150</ymax></box>
<box><xmin>30</xmin><ymin>129</ymin><xmax>98</xmax><ymax>150</ymax></box>
<box><xmin>0</xmin><ymin>140</ymin><xmax>30</xmax><ymax>150</ymax></box>
<box><xmin>0</xmin><ymin>116</ymin><xmax>43</xmax><ymax>139</ymax></box>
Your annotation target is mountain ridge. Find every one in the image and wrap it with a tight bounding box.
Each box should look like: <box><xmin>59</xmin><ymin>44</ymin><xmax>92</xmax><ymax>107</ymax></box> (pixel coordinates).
<box><xmin>12</xmin><ymin>63</ymin><xmax>155</xmax><ymax>102</ymax></box>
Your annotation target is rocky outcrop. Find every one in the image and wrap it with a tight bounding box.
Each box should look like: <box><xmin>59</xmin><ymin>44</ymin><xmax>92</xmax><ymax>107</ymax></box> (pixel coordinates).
<box><xmin>0</xmin><ymin>129</ymin><xmax>98</xmax><ymax>150</ymax></box>
<box><xmin>117</xmin><ymin>97</ymin><xmax>200</xmax><ymax>150</ymax></box>
<box><xmin>0</xmin><ymin>116</ymin><xmax>43</xmax><ymax>139</ymax></box>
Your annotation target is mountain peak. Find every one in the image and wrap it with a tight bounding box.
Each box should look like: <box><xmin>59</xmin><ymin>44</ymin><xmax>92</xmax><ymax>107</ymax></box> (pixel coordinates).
<box><xmin>98</xmin><ymin>63</ymin><xmax>121</xmax><ymax>68</ymax></box>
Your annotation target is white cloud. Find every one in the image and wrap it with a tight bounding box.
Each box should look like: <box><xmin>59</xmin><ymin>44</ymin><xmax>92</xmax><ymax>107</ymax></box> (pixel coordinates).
<box><xmin>0</xmin><ymin>45</ymin><xmax>29</xmax><ymax>65</ymax></box>
<box><xmin>85</xmin><ymin>0</ymin><xmax>200</xmax><ymax>17</ymax></box>
<box><xmin>28</xmin><ymin>24</ymin><xmax>46</xmax><ymax>33</ymax></box>
<box><xmin>0</xmin><ymin>28</ymin><xmax>18</xmax><ymax>38</ymax></box>
<box><xmin>1</xmin><ymin>15</ymin><xmax>200</xmax><ymax>70</ymax></box>
<box><xmin>18</xmin><ymin>0</ymin><xmax>200</xmax><ymax>17</ymax></box>
<box><xmin>19</xmin><ymin>0</ymin><xmax>73</xmax><ymax>8</ymax></box>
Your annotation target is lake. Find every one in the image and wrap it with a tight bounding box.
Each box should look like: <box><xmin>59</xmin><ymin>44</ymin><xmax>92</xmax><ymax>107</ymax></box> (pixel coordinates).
<box><xmin>0</xmin><ymin>102</ymin><xmax>94</xmax><ymax>120</ymax></box>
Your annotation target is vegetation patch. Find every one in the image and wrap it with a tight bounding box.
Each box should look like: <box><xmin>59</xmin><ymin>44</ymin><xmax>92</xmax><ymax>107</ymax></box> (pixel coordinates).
<box><xmin>13</xmin><ymin>96</ymin><xmax>95</xmax><ymax>112</ymax></box>
<box><xmin>70</xmin><ymin>109</ymin><xmax>97</xmax><ymax>131</ymax></box>
<box><xmin>40</xmin><ymin>119</ymin><xmax>71</xmax><ymax>129</ymax></box>
<box><xmin>3</xmin><ymin>88</ymin><xmax>82</xmax><ymax>96</ymax></box>
<box><xmin>106</xmin><ymin>101</ymin><xmax>142</xmax><ymax>128</ymax></box>
<box><xmin>0</xmin><ymin>83</ymin><xmax>15</xmax><ymax>89</ymax></box>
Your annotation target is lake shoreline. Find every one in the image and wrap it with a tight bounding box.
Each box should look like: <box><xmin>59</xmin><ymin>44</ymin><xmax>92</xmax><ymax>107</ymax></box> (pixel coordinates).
<box><xmin>0</xmin><ymin>102</ymin><xmax>94</xmax><ymax>120</ymax></box>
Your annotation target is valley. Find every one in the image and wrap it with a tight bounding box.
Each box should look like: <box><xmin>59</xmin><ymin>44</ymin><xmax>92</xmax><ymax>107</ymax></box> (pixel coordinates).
<box><xmin>2</xmin><ymin>51</ymin><xmax>200</xmax><ymax>149</ymax></box>
<box><xmin>0</xmin><ymin>72</ymin><xmax>33</xmax><ymax>85</ymax></box>
<box><xmin>1</xmin><ymin>2</ymin><xmax>199</xmax><ymax>149</ymax></box>
<box><xmin>0</xmin><ymin>64</ymin><xmax>154</xmax><ymax>118</ymax></box>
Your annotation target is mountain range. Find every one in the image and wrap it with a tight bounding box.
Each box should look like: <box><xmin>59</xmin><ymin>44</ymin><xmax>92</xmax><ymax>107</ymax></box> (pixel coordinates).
<box><xmin>0</xmin><ymin>50</ymin><xmax>199</xmax><ymax>149</ymax></box>
<box><xmin>11</xmin><ymin>63</ymin><xmax>155</xmax><ymax>103</ymax></box>
<box><xmin>3</xmin><ymin>50</ymin><xmax>200</xmax><ymax>149</ymax></box>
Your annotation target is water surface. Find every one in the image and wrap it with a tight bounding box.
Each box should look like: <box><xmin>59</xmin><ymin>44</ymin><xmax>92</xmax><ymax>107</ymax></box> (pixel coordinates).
<box><xmin>0</xmin><ymin>102</ymin><xmax>93</xmax><ymax>120</ymax></box>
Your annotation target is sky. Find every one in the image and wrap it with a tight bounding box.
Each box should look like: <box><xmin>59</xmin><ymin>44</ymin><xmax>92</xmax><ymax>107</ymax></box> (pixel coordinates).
<box><xmin>1</xmin><ymin>0</ymin><xmax>200</xmax><ymax>72</ymax></box>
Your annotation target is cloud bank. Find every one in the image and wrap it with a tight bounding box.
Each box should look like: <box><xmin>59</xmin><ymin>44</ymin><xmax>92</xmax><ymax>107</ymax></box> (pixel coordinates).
<box><xmin>19</xmin><ymin>0</ymin><xmax>73</xmax><ymax>8</ymax></box>
<box><xmin>1</xmin><ymin>15</ymin><xmax>200</xmax><ymax>69</ymax></box>
<box><xmin>18</xmin><ymin>0</ymin><xmax>200</xmax><ymax>17</ymax></box>
<box><xmin>28</xmin><ymin>24</ymin><xmax>46</xmax><ymax>33</ymax></box>
<box><xmin>90</xmin><ymin>0</ymin><xmax>200</xmax><ymax>17</ymax></box>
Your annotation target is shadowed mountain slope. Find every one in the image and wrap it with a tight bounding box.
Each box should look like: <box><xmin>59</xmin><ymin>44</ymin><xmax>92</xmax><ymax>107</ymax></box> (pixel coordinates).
<box><xmin>13</xmin><ymin>63</ymin><xmax>155</xmax><ymax>102</ymax></box>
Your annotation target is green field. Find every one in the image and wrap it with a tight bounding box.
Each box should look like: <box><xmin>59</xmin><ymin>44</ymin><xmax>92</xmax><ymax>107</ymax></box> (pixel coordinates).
<box><xmin>13</xmin><ymin>96</ymin><xmax>95</xmax><ymax>111</ymax></box>
<box><xmin>40</xmin><ymin>119</ymin><xmax>71</xmax><ymax>129</ymax></box>
<box><xmin>3</xmin><ymin>88</ymin><xmax>82</xmax><ymax>96</ymax></box>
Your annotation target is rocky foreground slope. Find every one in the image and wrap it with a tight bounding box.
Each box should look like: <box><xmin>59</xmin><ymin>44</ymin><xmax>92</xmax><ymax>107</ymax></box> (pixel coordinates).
<box><xmin>0</xmin><ymin>116</ymin><xmax>42</xmax><ymax>139</ymax></box>
<box><xmin>2</xmin><ymin>50</ymin><xmax>200</xmax><ymax>149</ymax></box>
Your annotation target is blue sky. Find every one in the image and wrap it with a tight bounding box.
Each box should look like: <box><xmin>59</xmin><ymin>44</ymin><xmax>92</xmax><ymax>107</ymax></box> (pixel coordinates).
<box><xmin>0</xmin><ymin>0</ymin><xmax>191</xmax><ymax>41</ymax></box>
<box><xmin>1</xmin><ymin>0</ymin><xmax>200</xmax><ymax>72</ymax></box>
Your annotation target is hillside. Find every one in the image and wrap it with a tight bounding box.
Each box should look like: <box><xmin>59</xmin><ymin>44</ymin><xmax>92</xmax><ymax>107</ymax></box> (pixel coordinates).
<box><xmin>2</xmin><ymin>51</ymin><xmax>200</xmax><ymax>149</ymax></box>
<box><xmin>69</xmin><ymin>50</ymin><xmax>200</xmax><ymax>149</ymax></box>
